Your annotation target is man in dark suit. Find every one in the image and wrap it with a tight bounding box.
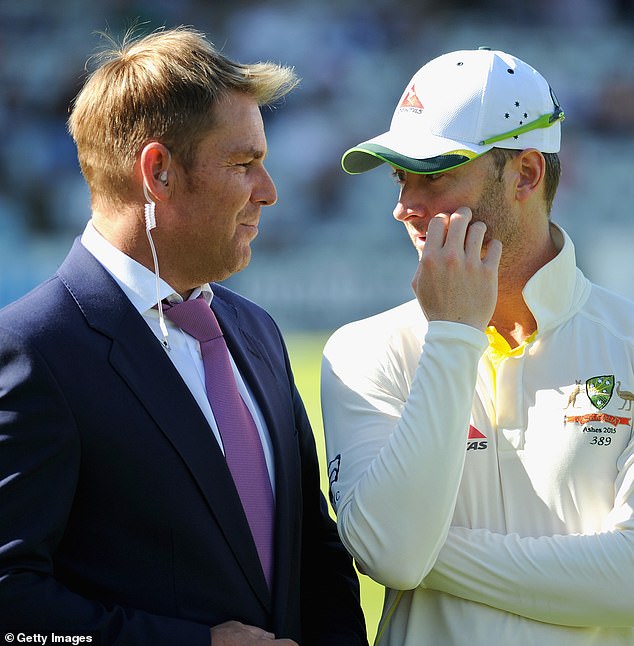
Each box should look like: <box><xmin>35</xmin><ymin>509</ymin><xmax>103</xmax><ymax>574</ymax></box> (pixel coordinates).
<box><xmin>0</xmin><ymin>26</ymin><xmax>367</xmax><ymax>646</ymax></box>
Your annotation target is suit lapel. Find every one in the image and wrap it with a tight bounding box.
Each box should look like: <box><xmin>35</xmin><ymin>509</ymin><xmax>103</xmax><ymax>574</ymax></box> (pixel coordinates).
<box><xmin>58</xmin><ymin>241</ymin><xmax>271</xmax><ymax>609</ymax></box>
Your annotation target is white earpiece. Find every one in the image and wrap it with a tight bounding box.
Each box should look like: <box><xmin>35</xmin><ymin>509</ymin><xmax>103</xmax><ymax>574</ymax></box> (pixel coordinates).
<box><xmin>142</xmin><ymin>147</ymin><xmax>172</xmax><ymax>350</ymax></box>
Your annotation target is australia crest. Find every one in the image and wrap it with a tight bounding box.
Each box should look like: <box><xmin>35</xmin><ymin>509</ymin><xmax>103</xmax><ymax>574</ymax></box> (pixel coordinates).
<box><xmin>586</xmin><ymin>375</ymin><xmax>614</xmax><ymax>410</ymax></box>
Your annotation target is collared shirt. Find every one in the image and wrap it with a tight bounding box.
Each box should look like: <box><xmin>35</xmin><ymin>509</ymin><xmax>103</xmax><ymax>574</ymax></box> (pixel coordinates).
<box><xmin>80</xmin><ymin>221</ymin><xmax>275</xmax><ymax>492</ymax></box>
<box><xmin>322</xmin><ymin>223</ymin><xmax>634</xmax><ymax>645</ymax></box>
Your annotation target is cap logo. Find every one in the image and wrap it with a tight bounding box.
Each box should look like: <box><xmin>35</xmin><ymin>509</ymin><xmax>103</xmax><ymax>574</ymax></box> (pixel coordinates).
<box><xmin>399</xmin><ymin>83</ymin><xmax>424</xmax><ymax>111</ymax></box>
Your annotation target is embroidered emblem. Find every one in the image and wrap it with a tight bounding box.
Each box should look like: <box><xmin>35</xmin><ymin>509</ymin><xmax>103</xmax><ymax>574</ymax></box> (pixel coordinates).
<box><xmin>564</xmin><ymin>376</ymin><xmax>631</xmax><ymax>429</ymax></box>
<box><xmin>586</xmin><ymin>375</ymin><xmax>614</xmax><ymax>410</ymax></box>
<box><xmin>565</xmin><ymin>412</ymin><xmax>630</xmax><ymax>427</ymax></box>
<box><xmin>615</xmin><ymin>380</ymin><xmax>634</xmax><ymax>411</ymax></box>
<box><xmin>565</xmin><ymin>380</ymin><xmax>583</xmax><ymax>409</ymax></box>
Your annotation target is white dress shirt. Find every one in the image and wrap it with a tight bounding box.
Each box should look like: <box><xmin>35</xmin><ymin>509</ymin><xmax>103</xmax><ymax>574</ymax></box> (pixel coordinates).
<box><xmin>81</xmin><ymin>221</ymin><xmax>275</xmax><ymax>492</ymax></box>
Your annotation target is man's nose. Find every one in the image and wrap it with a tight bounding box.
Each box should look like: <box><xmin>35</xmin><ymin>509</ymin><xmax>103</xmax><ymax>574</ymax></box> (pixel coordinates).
<box><xmin>393</xmin><ymin>200</ymin><xmax>410</xmax><ymax>222</ymax></box>
<box><xmin>393</xmin><ymin>190</ymin><xmax>429</xmax><ymax>222</ymax></box>
<box><xmin>254</xmin><ymin>166</ymin><xmax>278</xmax><ymax>207</ymax></box>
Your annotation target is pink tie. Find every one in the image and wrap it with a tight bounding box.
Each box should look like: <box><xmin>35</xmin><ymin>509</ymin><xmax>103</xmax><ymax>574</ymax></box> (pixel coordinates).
<box><xmin>163</xmin><ymin>298</ymin><xmax>274</xmax><ymax>587</ymax></box>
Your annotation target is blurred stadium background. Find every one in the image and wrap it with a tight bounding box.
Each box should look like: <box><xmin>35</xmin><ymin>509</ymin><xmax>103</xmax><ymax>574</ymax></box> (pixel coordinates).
<box><xmin>2</xmin><ymin>0</ymin><xmax>634</xmax><ymax>640</ymax></box>
<box><xmin>3</xmin><ymin>0</ymin><xmax>634</xmax><ymax>326</ymax></box>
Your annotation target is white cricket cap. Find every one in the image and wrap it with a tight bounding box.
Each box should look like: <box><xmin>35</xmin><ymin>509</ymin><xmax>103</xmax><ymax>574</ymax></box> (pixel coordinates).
<box><xmin>342</xmin><ymin>47</ymin><xmax>564</xmax><ymax>175</ymax></box>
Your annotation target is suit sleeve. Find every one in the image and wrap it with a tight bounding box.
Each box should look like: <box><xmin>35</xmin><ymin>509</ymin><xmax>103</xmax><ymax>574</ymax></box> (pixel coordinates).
<box><xmin>321</xmin><ymin>320</ymin><xmax>488</xmax><ymax>590</ymax></box>
<box><xmin>423</xmin><ymin>435</ymin><xmax>634</xmax><ymax>627</ymax></box>
<box><xmin>0</xmin><ymin>329</ymin><xmax>210</xmax><ymax>644</ymax></box>
<box><xmin>274</xmin><ymin>327</ymin><xmax>367</xmax><ymax>646</ymax></box>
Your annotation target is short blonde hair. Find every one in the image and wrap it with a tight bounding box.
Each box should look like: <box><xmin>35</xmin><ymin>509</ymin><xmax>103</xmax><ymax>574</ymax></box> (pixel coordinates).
<box><xmin>68</xmin><ymin>26</ymin><xmax>299</xmax><ymax>203</ymax></box>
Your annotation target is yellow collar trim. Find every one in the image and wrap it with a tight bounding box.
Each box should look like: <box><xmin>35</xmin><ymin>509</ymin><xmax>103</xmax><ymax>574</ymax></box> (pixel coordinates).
<box><xmin>485</xmin><ymin>326</ymin><xmax>537</xmax><ymax>369</ymax></box>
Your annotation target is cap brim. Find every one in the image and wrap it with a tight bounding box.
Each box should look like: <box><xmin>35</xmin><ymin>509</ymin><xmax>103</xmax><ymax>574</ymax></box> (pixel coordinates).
<box><xmin>342</xmin><ymin>143</ymin><xmax>485</xmax><ymax>174</ymax></box>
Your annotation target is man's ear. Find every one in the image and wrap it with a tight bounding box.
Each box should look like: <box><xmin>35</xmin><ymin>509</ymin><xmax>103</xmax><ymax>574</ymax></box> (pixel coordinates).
<box><xmin>514</xmin><ymin>148</ymin><xmax>545</xmax><ymax>203</ymax></box>
<box><xmin>139</xmin><ymin>142</ymin><xmax>172</xmax><ymax>202</ymax></box>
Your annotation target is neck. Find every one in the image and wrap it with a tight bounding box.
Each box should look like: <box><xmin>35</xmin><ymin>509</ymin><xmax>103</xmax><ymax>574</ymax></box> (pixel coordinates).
<box><xmin>91</xmin><ymin>209</ymin><xmax>195</xmax><ymax>300</ymax></box>
<box><xmin>91</xmin><ymin>209</ymin><xmax>148</xmax><ymax>261</ymax></box>
<box><xmin>489</xmin><ymin>301</ymin><xmax>536</xmax><ymax>348</ymax></box>
<box><xmin>490</xmin><ymin>221</ymin><xmax>558</xmax><ymax>349</ymax></box>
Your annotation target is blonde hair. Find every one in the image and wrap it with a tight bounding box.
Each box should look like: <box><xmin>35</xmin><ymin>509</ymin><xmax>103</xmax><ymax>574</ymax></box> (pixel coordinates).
<box><xmin>68</xmin><ymin>26</ymin><xmax>299</xmax><ymax>203</ymax></box>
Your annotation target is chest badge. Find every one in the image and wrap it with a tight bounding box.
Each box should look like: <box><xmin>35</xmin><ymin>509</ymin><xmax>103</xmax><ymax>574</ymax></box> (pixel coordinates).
<box><xmin>586</xmin><ymin>375</ymin><xmax>614</xmax><ymax>410</ymax></box>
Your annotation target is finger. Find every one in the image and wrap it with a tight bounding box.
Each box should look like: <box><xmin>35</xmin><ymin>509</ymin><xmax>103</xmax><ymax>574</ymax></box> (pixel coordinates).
<box><xmin>245</xmin><ymin>625</ymin><xmax>276</xmax><ymax>639</ymax></box>
<box><xmin>443</xmin><ymin>206</ymin><xmax>472</xmax><ymax>249</ymax></box>
<box><xmin>424</xmin><ymin>213</ymin><xmax>449</xmax><ymax>249</ymax></box>
<box><xmin>260</xmin><ymin>631</ymin><xmax>277</xmax><ymax>640</ymax></box>
<box><xmin>482</xmin><ymin>237</ymin><xmax>503</xmax><ymax>269</ymax></box>
<box><xmin>464</xmin><ymin>220</ymin><xmax>487</xmax><ymax>258</ymax></box>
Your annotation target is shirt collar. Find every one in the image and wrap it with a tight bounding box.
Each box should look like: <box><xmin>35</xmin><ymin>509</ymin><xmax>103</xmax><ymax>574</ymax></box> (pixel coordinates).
<box><xmin>522</xmin><ymin>222</ymin><xmax>590</xmax><ymax>335</ymax></box>
<box><xmin>80</xmin><ymin>221</ymin><xmax>213</xmax><ymax>314</ymax></box>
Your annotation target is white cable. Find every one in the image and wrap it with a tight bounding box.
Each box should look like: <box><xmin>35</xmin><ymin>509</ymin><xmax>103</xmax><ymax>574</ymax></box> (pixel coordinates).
<box><xmin>144</xmin><ymin>183</ymin><xmax>170</xmax><ymax>350</ymax></box>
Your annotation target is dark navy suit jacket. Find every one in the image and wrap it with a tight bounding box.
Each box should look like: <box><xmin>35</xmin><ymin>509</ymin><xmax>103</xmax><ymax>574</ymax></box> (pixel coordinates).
<box><xmin>0</xmin><ymin>240</ymin><xmax>366</xmax><ymax>645</ymax></box>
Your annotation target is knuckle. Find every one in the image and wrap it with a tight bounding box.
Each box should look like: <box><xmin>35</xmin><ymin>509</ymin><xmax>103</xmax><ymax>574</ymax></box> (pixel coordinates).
<box><xmin>442</xmin><ymin>248</ymin><xmax>461</xmax><ymax>266</ymax></box>
<box><xmin>419</xmin><ymin>253</ymin><xmax>437</xmax><ymax>271</ymax></box>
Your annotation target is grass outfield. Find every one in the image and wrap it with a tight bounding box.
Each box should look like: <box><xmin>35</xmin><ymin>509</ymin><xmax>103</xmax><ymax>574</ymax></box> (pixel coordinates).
<box><xmin>285</xmin><ymin>332</ymin><xmax>384</xmax><ymax>643</ymax></box>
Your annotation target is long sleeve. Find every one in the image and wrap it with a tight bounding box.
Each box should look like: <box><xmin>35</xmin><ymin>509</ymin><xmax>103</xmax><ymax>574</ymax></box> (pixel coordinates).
<box><xmin>424</xmin><ymin>435</ymin><xmax>634</xmax><ymax>627</ymax></box>
<box><xmin>0</xmin><ymin>328</ymin><xmax>211</xmax><ymax>643</ymax></box>
<box><xmin>277</xmin><ymin>327</ymin><xmax>368</xmax><ymax>646</ymax></box>
<box><xmin>321</xmin><ymin>313</ymin><xmax>488</xmax><ymax>590</ymax></box>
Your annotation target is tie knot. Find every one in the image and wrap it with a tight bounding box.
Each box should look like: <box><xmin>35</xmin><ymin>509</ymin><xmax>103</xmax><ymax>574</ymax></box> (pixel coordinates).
<box><xmin>162</xmin><ymin>298</ymin><xmax>222</xmax><ymax>343</ymax></box>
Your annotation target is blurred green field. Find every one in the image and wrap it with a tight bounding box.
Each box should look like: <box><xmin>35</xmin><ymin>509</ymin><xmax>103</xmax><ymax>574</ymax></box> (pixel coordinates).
<box><xmin>285</xmin><ymin>332</ymin><xmax>384</xmax><ymax>644</ymax></box>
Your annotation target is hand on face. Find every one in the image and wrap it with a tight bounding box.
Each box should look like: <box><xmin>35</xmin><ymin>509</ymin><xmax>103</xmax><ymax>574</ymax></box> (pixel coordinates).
<box><xmin>412</xmin><ymin>206</ymin><xmax>501</xmax><ymax>331</ymax></box>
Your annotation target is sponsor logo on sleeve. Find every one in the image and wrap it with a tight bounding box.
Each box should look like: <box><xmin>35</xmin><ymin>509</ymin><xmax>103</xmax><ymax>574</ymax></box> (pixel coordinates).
<box><xmin>327</xmin><ymin>454</ymin><xmax>341</xmax><ymax>507</ymax></box>
<box><xmin>466</xmin><ymin>425</ymin><xmax>488</xmax><ymax>451</ymax></box>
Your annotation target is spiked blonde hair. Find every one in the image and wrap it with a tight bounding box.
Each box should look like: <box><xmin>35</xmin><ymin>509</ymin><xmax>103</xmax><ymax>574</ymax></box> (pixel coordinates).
<box><xmin>68</xmin><ymin>26</ymin><xmax>299</xmax><ymax>203</ymax></box>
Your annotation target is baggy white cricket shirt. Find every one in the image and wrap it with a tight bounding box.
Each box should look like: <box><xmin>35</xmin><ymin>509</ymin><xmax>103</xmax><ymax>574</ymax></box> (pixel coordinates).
<box><xmin>322</xmin><ymin>224</ymin><xmax>634</xmax><ymax>645</ymax></box>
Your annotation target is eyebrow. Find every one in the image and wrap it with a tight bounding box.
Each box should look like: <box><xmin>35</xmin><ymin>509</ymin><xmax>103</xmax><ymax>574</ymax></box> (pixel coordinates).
<box><xmin>229</xmin><ymin>146</ymin><xmax>267</xmax><ymax>160</ymax></box>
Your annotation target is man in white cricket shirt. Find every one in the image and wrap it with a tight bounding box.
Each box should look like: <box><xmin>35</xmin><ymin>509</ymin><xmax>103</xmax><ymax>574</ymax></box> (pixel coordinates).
<box><xmin>321</xmin><ymin>47</ymin><xmax>634</xmax><ymax>645</ymax></box>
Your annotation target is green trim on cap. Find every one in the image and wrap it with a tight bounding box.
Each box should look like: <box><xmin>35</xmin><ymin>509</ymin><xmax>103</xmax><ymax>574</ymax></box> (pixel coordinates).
<box><xmin>341</xmin><ymin>143</ymin><xmax>482</xmax><ymax>175</ymax></box>
<box><xmin>479</xmin><ymin>106</ymin><xmax>565</xmax><ymax>146</ymax></box>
